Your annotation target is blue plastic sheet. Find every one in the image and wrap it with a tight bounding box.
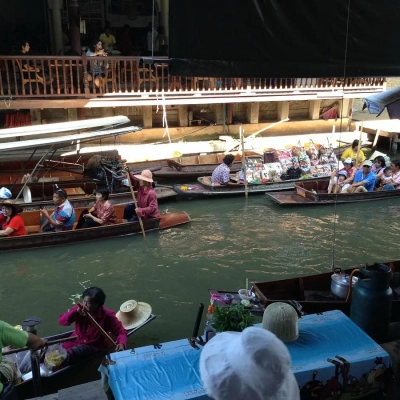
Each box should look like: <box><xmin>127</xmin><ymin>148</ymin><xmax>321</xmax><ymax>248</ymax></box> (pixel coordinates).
<box><xmin>102</xmin><ymin>310</ymin><xmax>390</xmax><ymax>400</ymax></box>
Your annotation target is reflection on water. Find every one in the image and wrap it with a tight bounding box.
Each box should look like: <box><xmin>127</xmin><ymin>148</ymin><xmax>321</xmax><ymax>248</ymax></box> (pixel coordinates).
<box><xmin>1</xmin><ymin>196</ymin><xmax>400</xmax><ymax>345</ymax></box>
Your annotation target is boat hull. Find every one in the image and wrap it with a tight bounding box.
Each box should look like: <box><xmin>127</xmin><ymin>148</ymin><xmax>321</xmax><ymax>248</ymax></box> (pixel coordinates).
<box><xmin>266</xmin><ymin>178</ymin><xmax>400</xmax><ymax>206</ymax></box>
<box><xmin>0</xmin><ymin>208</ymin><xmax>190</xmax><ymax>252</ymax></box>
<box><xmin>252</xmin><ymin>260</ymin><xmax>400</xmax><ymax>321</ymax></box>
<box><xmin>174</xmin><ymin>176</ymin><xmax>328</xmax><ymax>197</ymax></box>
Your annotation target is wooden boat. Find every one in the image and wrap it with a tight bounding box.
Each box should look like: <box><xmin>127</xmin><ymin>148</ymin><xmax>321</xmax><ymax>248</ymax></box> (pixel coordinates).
<box><xmin>0</xmin><ymin>205</ymin><xmax>190</xmax><ymax>252</ymax></box>
<box><xmin>265</xmin><ymin>178</ymin><xmax>400</xmax><ymax>206</ymax></box>
<box><xmin>14</xmin><ymin>314</ymin><xmax>156</xmax><ymax>398</ymax></box>
<box><xmin>173</xmin><ymin>175</ymin><xmax>328</xmax><ymax>197</ymax></box>
<box><xmin>10</xmin><ymin>186</ymin><xmax>177</xmax><ymax>212</ymax></box>
<box><xmin>252</xmin><ymin>260</ymin><xmax>400</xmax><ymax>321</ymax></box>
<box><xmin>157</xmin><ymin>152</ymin><xmax>262</xmax><ymax>180</ymax></box>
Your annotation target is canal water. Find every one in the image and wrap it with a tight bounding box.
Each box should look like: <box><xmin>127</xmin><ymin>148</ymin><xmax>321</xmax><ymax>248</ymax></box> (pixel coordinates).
<box><xmin>1</xmin><ymin>195</ymin><xmax>400</xmax><ymax>347</ymax></box>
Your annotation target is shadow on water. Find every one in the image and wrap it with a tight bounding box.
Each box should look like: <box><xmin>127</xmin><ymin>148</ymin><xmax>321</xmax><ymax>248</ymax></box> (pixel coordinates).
<box><xmin>1</xmin><ymin>195</ymin><xmax>400</xmax><ymax>344</ymax></box>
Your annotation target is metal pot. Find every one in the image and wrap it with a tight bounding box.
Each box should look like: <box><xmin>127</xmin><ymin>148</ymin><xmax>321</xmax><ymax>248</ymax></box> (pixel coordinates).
<box><xmin>331</xmin><ymin>268</ymin><xmax>358</xmax><ymax>299</ymax></box>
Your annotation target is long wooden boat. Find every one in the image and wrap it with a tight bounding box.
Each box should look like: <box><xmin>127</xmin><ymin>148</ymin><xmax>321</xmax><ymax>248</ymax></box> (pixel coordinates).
<box><xmin>10</xmin><ymin>186</ymin><xmax>176</xmax><ymax>212</ymax></box>
<box><xmin>173</xmin><ymin>175</ymin><xmax>329</xmax><ymax>197</ymax></box>
<box><xmin>265</xmin><ymin>178</ymin><xmax>400</xmax><ymax>206</ymax></box>
<box><xmin>157</xmin><ymin>152</ymin><xmax>262</xmax><ymax>180</ymax></box>
<box><xmin>14</xmin><ymin>314</ymin><xmax>156</xmax><ymax>398</ymax></box>
<box><xmin>251</xmin><ymin>260</ymin><xmax>400</xmax><ymax>321</ymax></box>
<box><xmin>0</xmin><ymin>206</ymin><xmax>190</xmax><ymax>252</ymax></box>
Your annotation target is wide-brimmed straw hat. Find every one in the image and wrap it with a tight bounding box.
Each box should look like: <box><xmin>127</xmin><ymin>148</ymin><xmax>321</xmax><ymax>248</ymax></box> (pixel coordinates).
<box><xmin>0</xmin><ymin>200</ymin><xmax>23</xmax><ymax>214</ymax></box>
<box><xmin>133</xmin><ymin>169</ymin><xmax>154</xmax><ymax>183</ymax></box>
<box><xmin>116</xmin><ymin>300</ymin><xmax>152</xmax><ymax>330</ymax></box>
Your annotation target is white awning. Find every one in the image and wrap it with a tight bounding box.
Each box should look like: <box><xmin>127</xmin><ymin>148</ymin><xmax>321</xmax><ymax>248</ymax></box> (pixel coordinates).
<box><xmin>0</xmin><ymin>126</ymin><xmax>141</xmax><ymax>152</ymax></box>
<box><xmin>0</xmin><ymin>116</ymin><xmax>130</xmax><ymax>139</ymax></box>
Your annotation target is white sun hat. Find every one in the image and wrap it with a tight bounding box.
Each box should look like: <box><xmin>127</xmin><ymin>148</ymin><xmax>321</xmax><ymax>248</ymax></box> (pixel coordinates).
<box><xmin>116</xmin><ymin>300</ymin><xmax>152</xmax><ymax>330</ymax></box>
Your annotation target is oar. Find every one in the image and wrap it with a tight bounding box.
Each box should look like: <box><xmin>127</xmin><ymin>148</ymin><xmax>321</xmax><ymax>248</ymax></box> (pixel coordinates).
<box><xmin>78</xmin><ymin>304</ymin><xmax>117</xmax><ymax>348</ymax></box>
<box><xmin>125</xmin><ymin>170</ymin><xmax>146</xmax><ymax>238</ymax></box>
<box><xmin>2</xmin><ymin>335</ymin><xmax>78</xmax><ymax>356</ymax></box>
<box><xmin>240</xmin><ymin>126</ymin><xmax>248</xmax><ymax>199</ymax></box>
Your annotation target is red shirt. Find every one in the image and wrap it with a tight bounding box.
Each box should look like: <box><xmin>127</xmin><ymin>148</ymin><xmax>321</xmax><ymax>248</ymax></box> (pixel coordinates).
<box><xmin>59</xmin><ymin>304</ymin><xmax>127</xmax><ymax>351</ymax></box>
<box><xmin>130</xmin><ymin>173</ymin><xmax>159</xmax><ymax>219</ymax></box>
<box><xmin>0</xmin><ymin>214</ymin><xmax>27</xmax><ymax>237</ymax></box>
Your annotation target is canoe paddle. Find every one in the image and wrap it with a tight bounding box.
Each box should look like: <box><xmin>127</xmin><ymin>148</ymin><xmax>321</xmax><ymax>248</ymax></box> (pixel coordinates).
<box><xmin>125</xmin><ymin>170</ymin><xmax>146</xmax><ymax>238</ymax></box>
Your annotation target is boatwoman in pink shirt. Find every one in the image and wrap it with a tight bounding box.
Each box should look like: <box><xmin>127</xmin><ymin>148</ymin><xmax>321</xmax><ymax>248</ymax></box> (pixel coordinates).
<box><xmin>123</xmin><ymin>169</ymin><xmax>159</xmax><ymax>221</ymax></box>
<box><xmin>59</xmin><ymin>287</ymin><xmax>127</xmax><ymax>364</ymax></box>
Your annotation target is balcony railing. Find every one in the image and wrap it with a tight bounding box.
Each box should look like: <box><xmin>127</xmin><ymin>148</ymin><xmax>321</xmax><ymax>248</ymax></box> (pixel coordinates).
<box><xmin>0</xmin><ymin>55</ymin><xmax>386</xmax><ymax>100</ymax></box>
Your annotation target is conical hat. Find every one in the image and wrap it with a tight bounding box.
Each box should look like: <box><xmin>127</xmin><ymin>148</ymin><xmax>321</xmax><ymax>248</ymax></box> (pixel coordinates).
<box><xmin>116</xmin><ymin>300</ymin><xmax>152</xmax><ymax>330</ymax></box>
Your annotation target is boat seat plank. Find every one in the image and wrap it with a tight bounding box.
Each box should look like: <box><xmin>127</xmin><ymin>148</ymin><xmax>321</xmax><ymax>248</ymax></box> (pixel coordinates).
<box><xmin>64</xmin><ymin>187</ymin><xmax>86</xmax><ymax>196</ymax></box>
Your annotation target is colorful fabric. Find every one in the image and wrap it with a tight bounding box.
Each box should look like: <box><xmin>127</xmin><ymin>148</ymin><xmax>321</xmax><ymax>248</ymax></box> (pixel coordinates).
<box><xmin>0</xmin><ymin>321</ymin><xmax>28</xmax><ymax>393</ymax></box>
<box><xmin>341</xmin><ymin>148</ymin><xmax>366</xmax><ymax>166</ymax></box>
<box><xmin>59</xmin><ymin>304</ymin><xmax>127</xmax><ymax>352</ymax></box>
<box><xmin>93</xmin><ymin>201</ymin><xmax>117</xmax><ymax>225</ymax></box>
<box><xmin>353</xmin><ymin>170</ymin><xmax>376</xmax><ymax>191</ymax></box>
<box><xmin>0</xmin><ymin>214</ymin><xmax>26</xmax><ymax>237</ymax></box>
<box><xmin>211</xmin><ymin>163</ymin><xmax>231</xmax><ymax>185</ymax></box>
<box><xmin>52</xmin><ymin>200</ymin><xmax>75</xmax><ymax>231</ymax></box>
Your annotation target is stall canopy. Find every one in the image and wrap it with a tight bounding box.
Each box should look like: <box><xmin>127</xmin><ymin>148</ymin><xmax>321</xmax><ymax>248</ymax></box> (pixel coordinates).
<box><xmin>363</xmin><ymin>87</ymin><xmax>400</xmax><ymax>119</ymax></box>
<box><xmin>170</xmin><ymin>0</ymin><xmax>400</xmax><ymax>78</ymax></box>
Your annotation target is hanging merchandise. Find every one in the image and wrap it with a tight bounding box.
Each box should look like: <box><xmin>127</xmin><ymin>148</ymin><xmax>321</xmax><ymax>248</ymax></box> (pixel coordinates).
<box><xmin>274</xmin><ymin>148</ymin><xmax>293</xmax><ymax>174</ymax></box>
<box><xmin>307</xmin><ymin>140</ymin><xmax>320</xmax><ymax>167</ymax></box>
<box><xmin>326</xmin><ymin>138</ymin><xmax>339</xmax><ymax>170</ymax></box>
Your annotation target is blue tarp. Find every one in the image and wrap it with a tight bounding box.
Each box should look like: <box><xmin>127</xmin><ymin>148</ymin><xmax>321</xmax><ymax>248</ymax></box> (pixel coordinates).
<box><xmin>102</xmin><ymin>310</ymin><xmax>390</xmax><ymax>400</ymax></box>
<box><xmin>364</xmin><ymin>87</ymin><xmax>400</xmax><ymax>119</ymax></box>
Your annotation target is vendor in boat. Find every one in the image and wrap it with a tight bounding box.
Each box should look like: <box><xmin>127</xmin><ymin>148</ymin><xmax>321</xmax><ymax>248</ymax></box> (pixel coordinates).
<box><xmin>75</xmin><ymin>188</ymin><xmax>117</xmax><ymax>229</ymax></box>
<box><xmin>40</xmin><ymin>188</ymin><xmax>76</xmax><ymax>232</ymax></box>
<box><xmin>340</xmin><ymin>139</ymin><xmax>366</xmax><ymax>167</ymax></box>
<box><xmin>0</xmin><ymin>200</ymin><xmax>26</xmax><ymax>237</ymax></box>
<box><xmin>341</xmin><ymin>160</ymin><xmax>376</xmax><ymax>193</ymax></box>
<box><xmin>211</xmin><ymin>154</ymin><xmax>240</xmax><ymax>186</ymax></box>
<box><xmin>328</xmin><ymin>158</ymin><xmax>356</xmax><ymax>194</ymax></box>
<box><xmin>59</xmin><ymin>287</ymin><xmax>127</xmax><ymax>365</ymax></box>
<box><xmin>0</xmin><ymin>320</ymin><xmax>47</xmax><ymax>398</ymax></box>
<box><xmin>123</xmin><ymin>170</ymin><xmax>159</xmax><ymax>221</ymax></box>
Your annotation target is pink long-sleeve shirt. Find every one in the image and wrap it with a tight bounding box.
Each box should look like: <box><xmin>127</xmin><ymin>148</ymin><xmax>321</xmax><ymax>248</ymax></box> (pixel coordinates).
<box><xmin>130</xmin><ymin>173</ymin><xmax>159</xmax><ymax>219</ymax></box>
<box><xmin>58</xmin><ymin>304</ymin><xmax>127</xmax><ymax>351</ymax></box>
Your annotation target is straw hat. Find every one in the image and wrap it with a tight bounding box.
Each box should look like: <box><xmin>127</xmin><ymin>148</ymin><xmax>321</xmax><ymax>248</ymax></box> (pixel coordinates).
<box><xmin>262</xmin><ymin>302</ymin><xmax>299</xmax><ymax>343</ymax></box>
<box><xmin>1</xmin><ymin>200</ymin><xmax>23</xmax><ymax>214</ymax></box>
<box><xmin>116</xmin><ymin>300</ymin><xmax>152</xmax><ymax>330</ymax></box>
<box><xmin>133</xmin><ymin>169</ymin><xmax>153</xmax><ymax>183</ymax></box>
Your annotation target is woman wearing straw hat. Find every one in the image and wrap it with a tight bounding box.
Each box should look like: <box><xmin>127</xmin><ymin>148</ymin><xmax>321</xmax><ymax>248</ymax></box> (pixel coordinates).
<box><xmin>0</xmin><ymin>200</ymin><xmax>26</xmax><ymax>237</ymax></box>
<box><xmin>123</xmin><ymin>169</ymin><xmax>159</xmax><ymax>222</ymax></box>
<box><xmin>59</xmin><ymin>287</ymin><xmax>127</xmax><ymax>364</ymax></box>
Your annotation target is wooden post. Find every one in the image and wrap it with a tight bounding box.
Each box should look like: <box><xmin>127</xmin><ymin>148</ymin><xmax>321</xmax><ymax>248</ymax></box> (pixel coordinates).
<box><xmin>240</xmin><ymin>126</ymin><xmax>248</xmax><ymax>200</ymax></box>
<box><xmin>277</xmin><ymin>101</ymin><xmax>290</xmax><ymax>120</ymax></box>
<box><xmin>308</xmin><ymin>100</ymin><xmax>321</xmax><ymax>120</ymax></box>
<box><xmin>245</xmin><ymin>102</ymin><xmax>259</xmax><ymax>124</ymax></box>
<box><xmin>177</xmin><ymin>105</ymin><xmax>188</xmax><ymax>127</ymax></box>
<box><xmin>142</xmin><ymin>106</ymin><xmax>153</xmax><ymax>128</ymax></box>
<box><xmin>355</xmin><ymin>122</ymin><xmax>363</xmax><ymax>167</ymax></box>
<box><xmin>68</xmin><ymin>0</ymin><xmax>81</xmax><ymax>55</ymax></box>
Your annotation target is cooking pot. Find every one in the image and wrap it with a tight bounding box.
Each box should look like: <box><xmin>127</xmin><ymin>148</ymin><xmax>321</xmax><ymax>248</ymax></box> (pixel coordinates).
<box><xmin>331</xmin><ymin>268</ymin><xmax>358</xmax><ymax>299</ymax></box>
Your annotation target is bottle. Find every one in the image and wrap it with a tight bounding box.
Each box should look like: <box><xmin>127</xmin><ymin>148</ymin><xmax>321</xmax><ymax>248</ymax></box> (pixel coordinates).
<box><xmin>204</xmin><ymin>304</ymin><xmax>216</xmax><ymax>342</ymax></box>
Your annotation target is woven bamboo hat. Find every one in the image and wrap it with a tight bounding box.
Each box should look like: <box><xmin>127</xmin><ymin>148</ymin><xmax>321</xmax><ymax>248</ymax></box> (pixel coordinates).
<box><xmin>116</xmin><ymin>300</ymin><xmax>152</xmax><ymax>330</ymax></box>
<box><xmin>262</xmin><ymin>302</ymin><xmax>299</xmax><ymax>343</ymax></box>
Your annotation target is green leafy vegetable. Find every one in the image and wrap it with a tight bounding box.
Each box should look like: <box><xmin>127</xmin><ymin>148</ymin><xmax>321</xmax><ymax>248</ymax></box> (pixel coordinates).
<box><xmin>212</xmin><ymin>304</ymin><xmax>254</xmax><ymax>332</ymax></box>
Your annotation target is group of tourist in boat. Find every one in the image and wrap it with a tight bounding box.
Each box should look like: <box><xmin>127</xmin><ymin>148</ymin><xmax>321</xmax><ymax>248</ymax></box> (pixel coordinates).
<box><xmin>0</xmin><ymin>169</ymin><xmax>159</xmax><ymax>238</ymax></box>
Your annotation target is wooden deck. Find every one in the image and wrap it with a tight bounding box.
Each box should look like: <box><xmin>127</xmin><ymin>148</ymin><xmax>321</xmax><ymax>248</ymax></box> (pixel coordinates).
<box><xmin>0</xmin><ymin>55</ymin><xmax>386</xmax><ymax>109</ymax></box>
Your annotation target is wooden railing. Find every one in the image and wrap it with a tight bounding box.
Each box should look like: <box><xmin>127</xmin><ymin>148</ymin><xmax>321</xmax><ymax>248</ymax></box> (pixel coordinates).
<box><xmin>0</xmin><ymin>55</ymin><xmax>386</xmax><ymax>99</ymax></box>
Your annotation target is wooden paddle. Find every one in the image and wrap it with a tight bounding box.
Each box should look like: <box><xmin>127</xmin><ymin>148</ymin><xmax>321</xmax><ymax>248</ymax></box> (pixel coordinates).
<box><xmin>240</xmin><ymin>126</ymin><xmax>248</xmax><ymax>199</ymax></box>
<box><xmin>125</xmin><ymin>170</ymin><xmax>146</xmax><ymax>238</ymax></box>
<box><xmin>78</xmin><ymin>304</ymin><xmax>117</xmax><ymax>347</ymax></box>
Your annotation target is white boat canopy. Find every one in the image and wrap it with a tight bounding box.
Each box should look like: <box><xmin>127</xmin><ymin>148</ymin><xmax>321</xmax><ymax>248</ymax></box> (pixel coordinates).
<box><xmin>0</xmin><ymin>116</ymin><xmax>130</xmax><ymax>139</ymax></box>
<box><xmin>0</xmin><ymin>126</ymin><xmax>141</xmax><ymax>152</ymax></box>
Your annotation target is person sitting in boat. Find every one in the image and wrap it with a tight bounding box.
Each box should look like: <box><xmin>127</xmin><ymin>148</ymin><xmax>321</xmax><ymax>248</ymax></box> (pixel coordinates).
<box><xmin>211</xmin><ymin>154</ymin><xmax>240</xmax><ymax>186</ymax></box>
<box><xmin>328</xmin><ymin>171</ymin><xmax>351</xmax><ymax>194</ymax></box>
<box><xmin>341</xmin><ymin>139</ymin><xmax>366</xmax><ymax>167</ymax></box>
<box><xmin>123</xmin><ymin>170</ymin><xmax>159</xmax><ymax>221</ymax></box>
<box><xmin>341</xmin><ymin>160</ymin><xmax>376</xmax><ymax>193</ymax></box>
<box><xmin>0</xmin><ymin>200</ymin><xmax>26</xmax><ymax>237</ymax></box>
<box><xmin>75</xmin><ymin>188</ymin><xmax>117</xmax><ymax>229</ymax></box>
<box><xmin>0</xmin><ymin>320</ymin><xmax>47</xmax><ymax>398</ymax></box>
<box><xmin>371</xmin><ymin>156</ymin><xmax>387</xmax><ymax>188</ymax></box>
<box><xmin>377</xmin><ymin>167</ymin><xmax>393</xmax><ymax>190</ymax></box>
<box><xmin>59</xmin><ymin>287</ymin><xmax>126</xmax><ymax>365</ymax></box>
<box><xmin>40</xmin><ymin>188</ymin><xmax>76</xmax><ymax>232</ymax></box>
<box><xmin>381</xmin><ymin>160</ymin><xmax>400</xmax><ymax>191</ymax></box>
<box><xmin>327</xmin><ymin>158</ymin><xmax>356</xmax><ymax>194</ymax></box>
